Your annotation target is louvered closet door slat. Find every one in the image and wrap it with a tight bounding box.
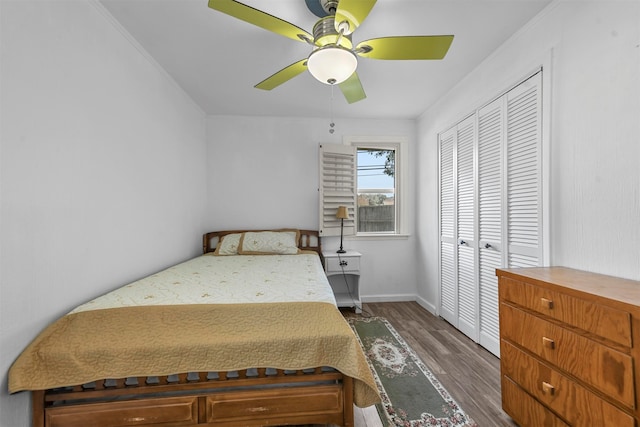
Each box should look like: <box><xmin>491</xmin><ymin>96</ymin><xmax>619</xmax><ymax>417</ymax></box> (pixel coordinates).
<box><xmin>506</xmin><ymin>72</ymin><xmax>542</xmax><ymax>267</ymax></box>
<box><xmin>319</xmin><ymin>144</ymin><xmax>356</xmax><ymax>237</ymax></box>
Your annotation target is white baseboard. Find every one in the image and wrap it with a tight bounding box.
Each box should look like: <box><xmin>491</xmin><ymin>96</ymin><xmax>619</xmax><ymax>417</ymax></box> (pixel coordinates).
<box><xmin>415</xmin><ymin>296</ymin><xmax>437</xmax><ymax>315</ymax></box>
<box><xmin>361</xmin><ymin>294</ymin><xmax>415</xmax><ymax>303</ymax></box>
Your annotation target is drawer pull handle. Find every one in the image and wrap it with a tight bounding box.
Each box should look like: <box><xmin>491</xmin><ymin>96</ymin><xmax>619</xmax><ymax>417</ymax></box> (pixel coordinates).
<box><xmin>541</xmin><ymin>297</ymin><xmax>554</xmax><ymax>309</ymax></box>
<box><xmin>339</xmin><ymin>260</ymin><xmax>348</xmax><ymax>266</ymax></box>
<box><xmin>542</xmin><ymin>381</ymin><xmax>555</xmax><ymax>395</ymax></box>
<box><xmin>542</xmin><ymin>337</ymin><xmax>555</xmax><ymax>350</ymax></box>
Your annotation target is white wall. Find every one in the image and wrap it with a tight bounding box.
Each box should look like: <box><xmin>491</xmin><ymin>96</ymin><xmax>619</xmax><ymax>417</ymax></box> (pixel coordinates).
<box><xmin>5</xmin><ymin>0</ymin><xmax>638</xmax><ymax>425</ymax></box>
<box><xmin>206</xmin><ymin>115</ymin><xmax>418</xmax><ymax>301</ymax></box>
<box><xmin>416</xmin><ymin>1</ymin><xmax>640</xmax><ymax>309</ymax></box>
<box><xmin>0</xmin><ymin>2</ymin><xmax>207</xmax><ymax>426</ymax></box>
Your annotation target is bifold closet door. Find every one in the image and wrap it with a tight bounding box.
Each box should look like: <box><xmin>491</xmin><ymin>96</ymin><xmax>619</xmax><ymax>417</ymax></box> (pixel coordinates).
<box><xmin>477</xmin><ymin>98</ymin><xmax>503</xmax><ymax>356</ymax></box>
<box><xmin>438</xmin><ymin>71</ymin><xmax>543</xmax><ymax>357</ymax></box>
<box><xmin>505</xmin><ymin>72</ymin><xmax>543</xmax><ymax>268</ymax></box>
<box><xmin>455</xmin><ymin>117</ymin><xmax>476</xmax><ymax>340</ymax></box>
<box><xmin>438</xmin><ymin>116</ymin><xmax>476</xmax><ymax>340</ymax></box>
<box><xmin>439</xmin><ymin>129</ymin><xmax>456</xmax><ymax>326</ymax></box>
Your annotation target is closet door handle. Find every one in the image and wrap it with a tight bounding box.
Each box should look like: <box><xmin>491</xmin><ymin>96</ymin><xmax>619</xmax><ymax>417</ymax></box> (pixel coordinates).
<box><xmin>459</xmin><ymin>240</ymin><xmax>467</xmax><ymax>246</ymax></box>
<box><xmin>484</xmin><ymin>243</ymin><xmax>492</xmax><ymax>249</ymax></box>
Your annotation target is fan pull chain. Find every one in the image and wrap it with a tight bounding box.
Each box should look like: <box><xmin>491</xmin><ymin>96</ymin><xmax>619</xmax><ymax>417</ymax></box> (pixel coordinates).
<box><xmin>329</xmin><ymin>84</ymin><xmax>335</xmax><ymax>134</ymax></box>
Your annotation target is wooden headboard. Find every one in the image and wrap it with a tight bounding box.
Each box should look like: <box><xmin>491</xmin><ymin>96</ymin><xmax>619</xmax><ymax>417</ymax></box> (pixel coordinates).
<box><xmin>202</xmin><ymin>229</ymin><xmax>323</xmax><ymax>261</ymax></box>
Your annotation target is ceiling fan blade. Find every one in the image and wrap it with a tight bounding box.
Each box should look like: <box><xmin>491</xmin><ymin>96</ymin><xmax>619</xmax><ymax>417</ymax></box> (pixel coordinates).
<box><xmin>254</xmin><ymin>59</ymin><xmax>308</xmax><ymax>91</ymax></box>
<box><xmin>339</xmin><ymin>72</ymin><xmax>366</xmax><ymax>104</ymax></box>
<box><xmin>356</xmin><ymin>35</ymin><xmax>454</xmax><ymax>60</ymax></box>
<box><xmin>208</xmin><ymin>0</ymin><xmax>313</xmax><ymax>44</ymax></box>
<box><xmin>334</xmin><ymin>0</ymin><xmax>376</xmax><ymax>35</ymax></box>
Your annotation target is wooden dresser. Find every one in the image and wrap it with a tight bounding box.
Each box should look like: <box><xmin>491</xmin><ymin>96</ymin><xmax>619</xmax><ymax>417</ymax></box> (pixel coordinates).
<box><xmin>497</xmin><ymin>267</ymin><xmax>640</xmax><ymax>426</ymax></box>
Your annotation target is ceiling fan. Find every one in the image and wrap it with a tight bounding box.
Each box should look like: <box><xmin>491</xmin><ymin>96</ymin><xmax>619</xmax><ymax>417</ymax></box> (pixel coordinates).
<box><xmin>207</xmin><ymin>0</ymin><xmax>454</xmax><ymax>104</ymax></box>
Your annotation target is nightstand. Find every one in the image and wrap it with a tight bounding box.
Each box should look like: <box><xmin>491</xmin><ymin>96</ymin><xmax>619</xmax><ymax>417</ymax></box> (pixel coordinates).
<box><xmin>322</xmin><ymin>250</ymin><xmax>362</xmax><ymax>314</ymax></box>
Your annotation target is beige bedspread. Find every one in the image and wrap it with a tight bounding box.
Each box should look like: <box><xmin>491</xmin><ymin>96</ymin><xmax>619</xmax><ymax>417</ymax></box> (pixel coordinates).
<box><xmin>9</xmin><ymin>301</ymin><xmax>380</xmax><ymax>407</ymax></box>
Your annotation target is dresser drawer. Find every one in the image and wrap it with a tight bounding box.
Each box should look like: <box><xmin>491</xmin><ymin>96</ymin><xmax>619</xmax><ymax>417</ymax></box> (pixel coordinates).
<box><xmin>499</xmin><ymin>277</ymin><xmax>631</xmax><ymax>348</ymax></box>
<box><xmin>501</xmin><ymin>341</ymin><xmax>635</xmax><ymax>427</ymax></box>
<box><xmin>501</xmin><ymin>375</ymin><xmax>569</xmax><ymax>427</ymax></box>
<box><xmin>325</xmin><ymin>256</ymin><xmax>360</xmax><ymax>274</ymax></box>
<box><xmin>500</xmin><ymin>303</ymin><xmax>635</xmax><ymax>409</ymax></box>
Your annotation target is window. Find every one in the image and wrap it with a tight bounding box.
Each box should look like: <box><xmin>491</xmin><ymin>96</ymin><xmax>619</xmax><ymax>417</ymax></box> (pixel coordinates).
<box><xmin>319</xmin><ymin>137</ymin><xmax>406</xmax><ymax>238</ymax></box>
<box><xmin>349</xmin><ymin>137</ymin><xmax>406</xmax><ymax>236</ymax></box>
<box><xmin>356</xmin><ymin>148</ymin><xmax>396</xmax><ymax>233</ymax></box>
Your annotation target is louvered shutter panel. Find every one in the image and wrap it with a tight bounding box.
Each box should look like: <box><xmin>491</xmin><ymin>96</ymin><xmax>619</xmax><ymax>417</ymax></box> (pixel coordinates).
<box><xmin>319</xmin><ymin>143</ymin><xmax>356</xmax><ymax>237</ymax></box>
<box><xmin>506</xmin><ymin>72</ymin><xmax>542</xmax><ymax>267</ymax></box>
<box><xmin>477</xmin><ymin>98</ymin><xmax>503</xmax><ymax>356</ymax></box>
<box><xmin>456</xmin><ymin>117</ymin><xmax>477</xmax><ymax>339</ymax></box>
<box><xmin>439</xmin><ymin>129</ymin><xmax>456</xmax><ymax>325</ymax></box>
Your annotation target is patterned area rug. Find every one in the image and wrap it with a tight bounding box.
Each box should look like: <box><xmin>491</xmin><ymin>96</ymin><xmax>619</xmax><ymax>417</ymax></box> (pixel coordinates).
<box><xmin>348</xmin><ymin>317</ymin><xmax>478</xmax><ymax>427</ymax></box>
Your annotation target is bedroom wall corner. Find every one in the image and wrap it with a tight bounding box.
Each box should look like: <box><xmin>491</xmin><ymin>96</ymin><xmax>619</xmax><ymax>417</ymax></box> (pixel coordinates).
<box><xmin>0</xmin><ymin>2</ymin><xmax>207</xmax><ymax>425</ymax></box>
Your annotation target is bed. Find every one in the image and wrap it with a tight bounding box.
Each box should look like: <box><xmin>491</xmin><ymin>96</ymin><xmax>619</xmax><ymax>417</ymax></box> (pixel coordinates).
<box><xmin>9</xmin><ymin>229</ymin><xmax>379</xmax><ymax>427</ymax></box>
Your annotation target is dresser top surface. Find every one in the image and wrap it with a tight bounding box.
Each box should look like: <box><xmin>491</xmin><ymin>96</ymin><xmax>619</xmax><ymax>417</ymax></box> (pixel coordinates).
<box><xmin>497</xmin><ymin>266</ymin><xmax>640</xmax><ymax>307</ymax></box>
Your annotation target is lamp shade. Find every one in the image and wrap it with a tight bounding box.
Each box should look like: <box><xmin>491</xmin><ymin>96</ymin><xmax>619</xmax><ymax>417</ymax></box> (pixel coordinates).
<box><xmin>336</xmin><ymin>206</ymin><xmax>349</xmax><ymax>219</ymax></box>
<box><xmin>307</xmin><ymin>46</ymin><xmax>357</xmax><ymax>85</ymax></box>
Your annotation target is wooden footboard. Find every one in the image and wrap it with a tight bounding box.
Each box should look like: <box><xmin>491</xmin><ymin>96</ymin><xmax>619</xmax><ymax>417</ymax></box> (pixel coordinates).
<box><xmin>32</xmin><ymin>368</ymin><xmax>354</xmax><ymax>427</ymax></box>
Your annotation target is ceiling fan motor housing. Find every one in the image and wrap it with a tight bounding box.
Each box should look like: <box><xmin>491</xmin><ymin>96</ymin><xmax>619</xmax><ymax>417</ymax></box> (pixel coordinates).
<box><xmin>312</xmin><ymin>16</ymin><xmax>352</xmax><ymax>48</ymax></box>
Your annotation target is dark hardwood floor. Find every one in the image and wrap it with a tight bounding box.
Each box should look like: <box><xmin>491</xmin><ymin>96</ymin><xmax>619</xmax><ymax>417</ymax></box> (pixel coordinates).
<box><xmin>343</xmin><ymin>301</ymin><xmax>518</xmax><ymax>427</ymax></box>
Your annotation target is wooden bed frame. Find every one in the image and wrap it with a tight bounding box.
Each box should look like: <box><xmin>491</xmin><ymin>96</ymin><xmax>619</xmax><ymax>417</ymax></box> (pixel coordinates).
<box><xmin>31</xmin><ymin>230</ymin><xmax>358</xmax><ymax>427</ymax></box>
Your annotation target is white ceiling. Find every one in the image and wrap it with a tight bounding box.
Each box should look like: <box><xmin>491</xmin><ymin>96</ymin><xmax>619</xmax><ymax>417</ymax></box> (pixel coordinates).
<box><xmin>100</xmin><ymin>0</ymin><xmax>552</xmax><ymax>119</ymax></box>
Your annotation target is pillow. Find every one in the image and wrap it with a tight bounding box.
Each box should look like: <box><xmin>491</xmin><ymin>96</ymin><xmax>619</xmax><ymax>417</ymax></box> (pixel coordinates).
<box><xmin>238</xmin><ymin>230</ymin><xmax>300</xmax><ymax>255</ymax></box>
<box><xmin>272</xmin><ymin>228</ymin><xmax>301</xmax><ymax>246</ymax></box>
<box><xmin>213</xmin><ymin>233</ymin><xmax>242</xmax><ymax>256</ymax></box>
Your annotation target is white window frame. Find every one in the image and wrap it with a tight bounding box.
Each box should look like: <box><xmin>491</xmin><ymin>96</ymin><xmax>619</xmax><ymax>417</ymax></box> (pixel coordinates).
<box><xmin>345</xmin><ymin>136</ymin><xmax>408</xmax><ymax>238</ymax></box>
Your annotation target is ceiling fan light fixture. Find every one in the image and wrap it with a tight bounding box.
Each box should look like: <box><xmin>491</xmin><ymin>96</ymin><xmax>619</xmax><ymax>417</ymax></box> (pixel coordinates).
<box><xmin>307</xmin><ymin>45</ymin><xmax>357</xmax><ymax>85</ymax></box>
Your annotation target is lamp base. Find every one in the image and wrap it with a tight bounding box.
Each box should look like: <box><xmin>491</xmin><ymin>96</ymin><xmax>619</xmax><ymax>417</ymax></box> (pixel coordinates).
<box><xmin>336</xmin><ymin>249</ymin><xmax>346</xmax><ymax>254</ymax></box>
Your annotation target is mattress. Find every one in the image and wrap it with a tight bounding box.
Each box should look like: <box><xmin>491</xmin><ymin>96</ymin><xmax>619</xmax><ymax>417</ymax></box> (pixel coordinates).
<box><xmin>72</xmin><ymin>253</ymin><xmax>337</xmax><ymax>313</ymax></box>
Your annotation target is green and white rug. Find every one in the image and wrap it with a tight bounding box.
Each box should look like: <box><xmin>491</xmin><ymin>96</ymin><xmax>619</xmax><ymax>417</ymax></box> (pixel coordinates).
<box><xmin>349</xmin><ymin>317</ymin><xmax>477</xmax><ymax>427</ymax></box>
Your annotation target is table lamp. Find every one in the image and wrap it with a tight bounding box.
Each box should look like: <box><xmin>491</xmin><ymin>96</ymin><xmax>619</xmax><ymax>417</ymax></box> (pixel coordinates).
<box><xmin>336</xmin><ymin>206</ymin><xmax>348</xmax><ymax>253</ymax></box>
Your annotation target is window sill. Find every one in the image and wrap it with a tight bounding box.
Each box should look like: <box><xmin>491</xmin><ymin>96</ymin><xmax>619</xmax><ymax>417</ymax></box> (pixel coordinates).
<box><xmin>349</xmin><ymin>233</ymin><xmax>410</xmax><ymax>241</ymax></box>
